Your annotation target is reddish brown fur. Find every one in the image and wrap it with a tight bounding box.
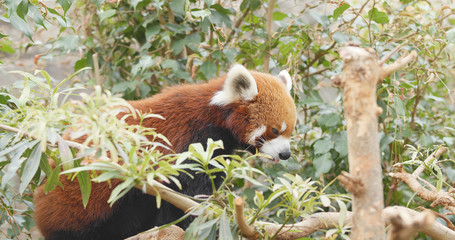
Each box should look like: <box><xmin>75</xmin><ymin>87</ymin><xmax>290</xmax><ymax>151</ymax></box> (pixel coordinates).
<box><xmin>34</xmin><ymin>70</ymin><xmax>296</xmax><ymax>238</ymax></box>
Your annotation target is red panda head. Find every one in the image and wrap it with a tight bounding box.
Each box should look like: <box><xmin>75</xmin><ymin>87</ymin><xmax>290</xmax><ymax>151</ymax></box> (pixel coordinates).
<box><xmin>210</xmin><ymin>64</ymin><xmax>297</xmax><ymax>163</ymax></box>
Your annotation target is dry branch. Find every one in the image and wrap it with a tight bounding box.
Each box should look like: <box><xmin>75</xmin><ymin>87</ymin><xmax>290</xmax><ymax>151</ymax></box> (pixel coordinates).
<box><xmin>383</xmin><ymin>206</ymin><xmax>455</xmax><ymax>240</ymax></box>
<box><xmin>125</xmin><ymin>225</ymin><xmax>184</xmax><ymax>240</ymax></box>
<box><xmin>234</xmin><ymin>197</ymin><xmax>259</xmax><ymax>239</ymax></box>
<box><xmin>389</xmin><ymin>172</ymin><xmax>455</xmax><ymax>215</ymax></box>
<box><xmin>386</xmin><ymin>207</ymin><xmax>435</xmax><ymax>240</ymax></box>
<box><xmin>258</xmin><ymin>212</ymin><xmax>352</xmax><ymax>240</ymax></box>
<box><xmin>337</xmin><ymin>171</ymin><xmax>364</xmax><ymax>196</ymax></box>
<box><xmin>379</xmin><ymin>50</ymin><xmax>417</xmax><ymax>81</ymax></box>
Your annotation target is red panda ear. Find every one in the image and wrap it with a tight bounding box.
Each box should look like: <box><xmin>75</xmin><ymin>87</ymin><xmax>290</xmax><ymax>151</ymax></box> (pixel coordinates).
<box><xmin>278</xmin><ymin>70</ymin><xmax>293</xmax><ymax>93</ymax></box>
<box><xmin>210</xmin><ymin>64</ymin><xmax>258</xmax><ymax>106</ymax></box>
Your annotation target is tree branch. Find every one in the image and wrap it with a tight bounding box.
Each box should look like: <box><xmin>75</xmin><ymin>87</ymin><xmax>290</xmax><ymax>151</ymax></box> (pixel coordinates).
<box><xmin>263</xmin><ymin>0</ymin><xmax>276</xmax><ymax>73</ymax></box>
<box><xmin>378</xmin><ymin>50</ymin><xmax>417</xmax><ymax>81</ymax></box>
<box><xmin>234</xmin><ymin>197</ymin><xmax>259</xmax><ymax>239</ymax></box>
<box><xmin>383</xmin><ymin>206</ymin><xmax>455</xmax><ymax>240</ymax></box>
<box><xmin>388</xmin><ymin>172</ymin><xmax>455</xmax><ymax>215</ymax></box>
<box><xmin>386</xmin><ymin>207</ymin><xmax>435</xmax><ymax>240</ymax></box>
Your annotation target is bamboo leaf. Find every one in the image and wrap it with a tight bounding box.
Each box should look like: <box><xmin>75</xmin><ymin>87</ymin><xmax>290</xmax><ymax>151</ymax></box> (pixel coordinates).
<box><xmin>77</xmin><ymin>169</ymin><xmax>92</xmax><ymax>208</ymax></box>
<box><xmin>219</xmin><ymin>210</ymin><xmax>233</xmax><ymax>240</ymax></box>
<box><xmin>19</xmin><ymin>141</ymin><xmax>42</xmax><ymax>193</ymax></box>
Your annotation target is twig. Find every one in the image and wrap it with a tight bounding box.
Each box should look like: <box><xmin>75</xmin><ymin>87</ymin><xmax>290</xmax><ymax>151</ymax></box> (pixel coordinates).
<box><xmin>378</xmin><ymin>41</ymin><xmax>408</xmax><ymax>66</ymax></box>
<box><xmin>225</xmin><ymin>7</ymin><xmax>250</xmax><ymax>45</ymax></box>
<box><xmin>0</xmin><ymin>123</ymin><xmax>85</xmax><ymax>149</ymax></box>
<box><xmin>234</xmin><ymin>197</ymin><xmax>259</xmax><ymax>239</ymax></box>
<box><xmin>412</xmin><ymin>146</ymin><xmax>447</xmax><ymax>177</ymax></box>
<box><xmin>93</xmin><ymin>53</ymin><xmax>101</xmax><ymax>85</ymax></box>
<box><xmin>410</xmin><ymin>73</ymin><xmax>434</xmax><ymax>127</ymax></box>
<box><xmin>137</xmin><ymin>182</ymin><xmax>200</xmax><ymax>213</ymax></box>
<box><xmin>378</xmin><ymin>50</ymin><xmax>418</xmax><ymax>81</ymax></box>
<box><xmin>337</xmin><ymin>171</ymin><xmax>364</xmax><ymax>196</ymax></box>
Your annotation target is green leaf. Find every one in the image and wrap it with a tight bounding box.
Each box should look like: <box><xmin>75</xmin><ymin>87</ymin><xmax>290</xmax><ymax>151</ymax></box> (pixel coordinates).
<box><xmin>314</xmin><ymin>153</ymin><xmax>333</xmax><ymax>177</ymax></box>
<box><xmin>172</xmin><ymin>38</ymin><xmax>186</xmax><ymax>55</ymax></box>
<box><xmin>368</xmin><ymin>8</ymin><xmax>389</xmax><ymax>24</ymax></box>
<box><xmin>318</xmin><ymin>113</ymin><xmax>341</xmax><ymax>128</ymax></box>
<box><xmin>333</xmin><ymin>3</ymin><xmax>350</xmax><ymax>20</ymax></box>
<box><xmin>446</xmin><ymin>28</ymin><xmax>455</xmax><ymax>43</ymax></box>
<box><xmin>334</xmin><ymin>133</ymin><xmax>348</xmax><ymax>158</ymax></box>
<box><xmin>77</xmin><ymin>169</ymin><xmax>92</xmax><ymax>208</ymax></box>
<box><xmin>108</xmin><ymin>178</ymin><xmax>134</xmax><ymax>205</ymax></box>
<box><xmin>99</xmin><ymin>9</ymin><xmax>116</xmax><ymax>23</ymax></box>
<box><xmin>1</xmin><ymin>141</ymin><xmax>35</xmax><ymax>188</ymax></box>
<box><xmin>313</xmin><ymin>138</ymin><xmax>333</xmax><ymax>155</ymax></box>
<box><xmin>9</xmin><ymin>14</ymin><xmax>33</xmax><ymax>39</ymax></box>
<box><xmin>27</xmin><ymin>3</ymin><xmax>46</xmax><ymax>28</ymax></box>
<box><xmin>20</xmin><ymin>141</ymin><xmax>42</xmax><ymax>193</ymax></box>
<box><xmin>219</xmin><ymin>210</ymin><xmax>233</xmax><ymax>240</ymax></box>
<box><xmin>191</xmin><ymin>9</ymin><xmax>211</xmax><ymax>19</ymax></box>
<box><xmin>74</xmin><ymin>58</ymin><xmax>87</xmax><ymax>72</ymax></box>
<box><xmin>0</xmin><ymin>38</ymin><xmax>16</xmax><ymax>54</ymax></box>
<box><xmin>200</xmin><ymin>61</ymin><xmax>216</xmax><ymax>79</ymax></box>
<box><xmin>92</xmin><ymin>0</ymin><xmax>105</xmax><ymax>8</ymax></box>
<box><xmin>332</xmin><ymin>31</ymin><xmax>349</xmax><ymax>43</ymax></box>
<box><xmin>58</xmin><ymin>135</ymin><xmax>74</xmax><ymax>170</ymax></box>
<box><xmin>309</xmin><ymin>10</ymin><xmax>329</xmax><ymax>28</ymax></box>
<box><xmin>16</xmin><ymin>0</ymin><xmax>29</xmax><ymax>20</ymax></box>
<box><xmin>145</xmin><ymin>24</ymin><xmax>160</xmax><ymax>41</ymax></box>
<box><xmin>57</xmin><ymin>0</ymin><xmax>73</xmax><ymax>15</ymax></box>
<box><xmin>44</xmin><ymin>167</ymin><xmax>62</xmax><ymax>193</ymax></box>
<box><xmin>272</xmin><ymin>11</ymin><xmax>287</xmax><ymax>21</ymax></box>
<box><xmin>393</xmin><ymin>95</ymin><xmax>406</xmax><ymax>116</ymax></box>
<box><xmin>169</xmin><ymin>0</ymin><xmax>185</xmax><ymax>17</ymax></box>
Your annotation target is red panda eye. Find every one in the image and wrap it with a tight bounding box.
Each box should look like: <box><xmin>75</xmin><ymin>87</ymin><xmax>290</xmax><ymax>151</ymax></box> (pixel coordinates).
<box><xmin>272</xmin><ymin>128</ymin><xmax>279</xmax><ymax>135</ymax></box>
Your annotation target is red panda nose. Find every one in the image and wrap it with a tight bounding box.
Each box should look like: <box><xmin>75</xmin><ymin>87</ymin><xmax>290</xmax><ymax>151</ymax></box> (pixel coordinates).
<box><xmin>278</xmin><ymin>151</ymin><xmax>291</xmax><ymax>160</ymax></box>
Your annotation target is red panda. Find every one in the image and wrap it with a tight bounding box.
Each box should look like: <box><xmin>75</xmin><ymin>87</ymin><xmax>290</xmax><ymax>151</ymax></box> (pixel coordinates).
<box><xmin>33</xmin><ymin>64</ymin><xmax>297</xmax><ymax>240</ymax></box>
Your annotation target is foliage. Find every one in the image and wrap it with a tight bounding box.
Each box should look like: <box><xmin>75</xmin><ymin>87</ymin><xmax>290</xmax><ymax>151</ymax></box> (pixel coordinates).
<box><xmin>1</xmin><ymin>0</ymin><xmax>455</xmax><ymax>239</ymax></box>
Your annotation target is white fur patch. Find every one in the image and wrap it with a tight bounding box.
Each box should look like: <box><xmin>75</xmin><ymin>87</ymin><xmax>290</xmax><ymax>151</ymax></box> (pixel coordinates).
<box><xmin>280</xmin><ymin>122</ymin><xmax>287</xmax><ymax>132</ymax></box>
<box><xmin>210</xmin><ymin>64</ymin><xmax>258</xmax><ymax>106</ymax></box>
<box><xmin>260</xmin><ymin>136</ymin><xmax>290</xmax><ymax>160</ymax></box>
<box><xmin>278</xmin><ymin>70</ymin><xmax>292</xmax><ymax>93</ymax></box>
<box><xmin>247</xmin><ymin>125</ymin><xmax>267</xmax><ymax>144</ymax></box>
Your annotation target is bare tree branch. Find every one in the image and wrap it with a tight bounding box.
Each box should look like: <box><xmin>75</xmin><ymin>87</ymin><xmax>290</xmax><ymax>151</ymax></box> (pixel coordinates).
<box><xmin>383</xmin><ymin>206</ymin><xmax>455</xmax><ymax>240</ymax></box>
<box><xmin>388</xmin><ymin>172</ymin><xmax>455</xmax><ymax>215</ymax></box>
<box><xmin>263</xmin><ymin>0</ymin><xmax>276</xmax><ymax>73</ymax></box>
<box><xmin>379</xmin><ymin>50</ymin><xmax>418</xmax><ymax>81</ymax></box>
<box><xmin>234</xmin><ymin>197</ymin><xmax>259</xmax><ymax>239</ymax></box>
<box><xmin>386</xmin><ymin>207</ymin><xmax>435</xmax><ymax>240</ymax></box>
<box><xmin>378</xmin><ymin>41</ymin><xmax>408</xmax><ymax>66</ymax></box>
<box><xmin>337</xmin><ymin>171</ymin><xmax>364</xmax><ymax>196</ymax></box>
<box><xmin>125</xmin><ymin>225</ymin><xmax>184</xmax><ymax>240</ymax></box>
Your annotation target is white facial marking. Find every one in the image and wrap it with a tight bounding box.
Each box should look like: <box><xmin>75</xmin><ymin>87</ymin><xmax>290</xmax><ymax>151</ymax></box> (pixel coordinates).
<box><xmin>280</xmin><ymin>122</ymin><xmax>287</xmax><ymax>132</ymax></box>
<box><xmin>278</xmin><ymin>70</ymin><xmax>292</xmax><ymax>93</ymax></box>
<box><xmin>210</xmin><ymin>64</ymin><xmax>258</xmax><ymax>106</ymax></box>
<box><xmin>260</xmin><ymin>136</ymin><xmax>290</xmax><ymax>160</ymax></box>
<box><xmin>247</xmin><ymin>125</ymin><xmax>267</xmax><ymax>144</ymax></box>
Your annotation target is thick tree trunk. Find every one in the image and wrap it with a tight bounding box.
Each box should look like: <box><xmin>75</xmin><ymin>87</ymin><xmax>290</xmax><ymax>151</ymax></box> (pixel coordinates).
<box><xmin>334</xmin><ymin>45</ymin><xmax>385</xmax><ymax>240</ymax></box>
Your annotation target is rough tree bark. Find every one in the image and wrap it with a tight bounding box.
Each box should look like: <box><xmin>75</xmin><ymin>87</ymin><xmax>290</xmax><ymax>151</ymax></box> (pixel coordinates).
<box><xmin>333</xmin><ymin>44</ymin><xmax>385</xmax><ymax>240</ymax></box>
